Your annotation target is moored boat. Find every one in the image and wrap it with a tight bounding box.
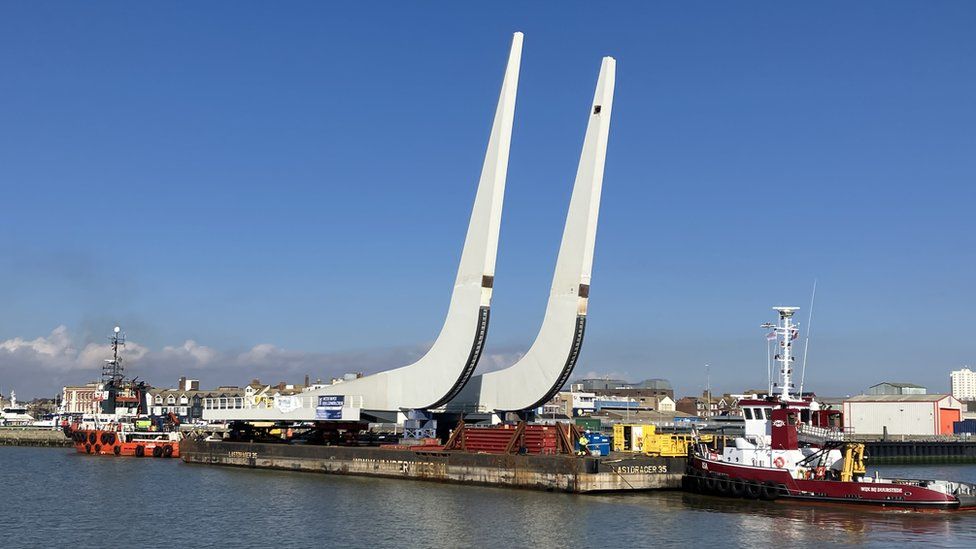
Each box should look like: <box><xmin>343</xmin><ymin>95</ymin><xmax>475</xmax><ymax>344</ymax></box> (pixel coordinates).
<box><xmin>62</xmin><ymin>326</ymin><xmax>182</xmax><ymax>458</ymax></box>
<box><xmin>685</xmin><ymin>306</ymin><xmax>976</xmax><ymax>510</ymax></box>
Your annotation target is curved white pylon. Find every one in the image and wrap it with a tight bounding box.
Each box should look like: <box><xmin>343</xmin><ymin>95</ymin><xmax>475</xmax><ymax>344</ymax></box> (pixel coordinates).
<box><xmin>452</xmin><ymin>57</ymin><xmax>615</xmax><ymax>413</ymax></box>
<box><xmin>309</xmin><ymin>33</ymin><xmax>523</xmax><ymax>411</ymax></box>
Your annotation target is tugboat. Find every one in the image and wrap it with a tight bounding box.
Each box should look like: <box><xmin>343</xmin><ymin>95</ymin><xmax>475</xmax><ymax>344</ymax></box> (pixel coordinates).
<box><xmin>63</xmin><ymin>327</ymin><xmax>181</xmax><ymax>458</ymax></box>
<box><xmin>685</xmin><ymin>306</ymin><xmax>976</xmax><ymax>510</ymax></box>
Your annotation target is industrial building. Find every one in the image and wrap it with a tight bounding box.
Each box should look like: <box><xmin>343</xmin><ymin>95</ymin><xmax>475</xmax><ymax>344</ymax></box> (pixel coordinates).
<box><xmin>843</xmin><ymin>394</ymin><xmax>963</xmax><ymax>436</ymax></box>
<box><xmin>867</xmin><ymin>382</ymin><xmax>927</xmax><ymax>396</ymax></box>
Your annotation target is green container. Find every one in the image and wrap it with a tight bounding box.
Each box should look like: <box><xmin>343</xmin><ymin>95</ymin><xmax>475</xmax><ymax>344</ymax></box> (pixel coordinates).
<box><xmin>575</xmin><ymin>418</ymin><xmax>602</xmax><ymax>431</ymax></box>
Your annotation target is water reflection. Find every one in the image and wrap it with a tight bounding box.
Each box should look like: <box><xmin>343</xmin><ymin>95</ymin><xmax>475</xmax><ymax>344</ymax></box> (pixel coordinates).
<box><xmin>1</xmin><ymin>448</ymin><xmax>974</xmax><ymax>548</ymax></box>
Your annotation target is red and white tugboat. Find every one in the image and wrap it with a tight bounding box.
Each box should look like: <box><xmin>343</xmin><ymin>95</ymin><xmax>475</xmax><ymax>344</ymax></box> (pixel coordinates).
<box><xmin>63</xmin><ymin>327</ymin><xmax>181</xmax><ymax>458</ymax></box>
<box><xmin>685</xmin><ymin>306</ymin><xmax>976</xmax><ymax>510</ymax></box>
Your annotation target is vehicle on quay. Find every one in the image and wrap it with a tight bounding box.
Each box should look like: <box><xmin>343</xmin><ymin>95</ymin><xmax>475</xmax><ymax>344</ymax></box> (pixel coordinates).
<box><xmin>62</xmin><ymin>327</ymin><xmax>181</xmax><ymax>458</ymax></box>
<box><xmin>685</xmin><ymin>306</ymin><xmax>976</xmax><ymax>510</ymax></box>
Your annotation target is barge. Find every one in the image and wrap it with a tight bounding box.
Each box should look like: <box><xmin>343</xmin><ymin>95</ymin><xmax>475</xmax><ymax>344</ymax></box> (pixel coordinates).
<box><xmin>180</xmin><ymin>438</ymin><xmax>684</xmax><ymax>493</ymax></box>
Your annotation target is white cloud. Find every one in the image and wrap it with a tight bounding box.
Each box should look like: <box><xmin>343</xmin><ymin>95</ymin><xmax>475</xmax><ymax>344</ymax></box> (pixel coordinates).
<box><xmin>0</xmin><ymin>326</ymin><xmax>430</xmax><ymax>398</ymax></box>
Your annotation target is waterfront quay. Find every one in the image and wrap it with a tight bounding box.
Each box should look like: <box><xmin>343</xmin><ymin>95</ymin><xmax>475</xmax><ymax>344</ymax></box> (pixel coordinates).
<box><xmin>180</xmin><ymin>438</ymin><xmax>684</xmax><ymax>493</ymax></box>
<box><xmin>0</xmin><ymin>427</ymin><xmax>71</xmax><ymax>448</ymax></box>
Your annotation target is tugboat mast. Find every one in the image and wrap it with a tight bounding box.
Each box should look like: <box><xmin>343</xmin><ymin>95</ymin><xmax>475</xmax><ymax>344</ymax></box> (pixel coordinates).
<box><xmin>764</xmin><ymin>307</ymin><xmax>799</xmax><ymax>400</ymax></box>
<box><xmin>102</xmin><ymin>326</ymin><xmax>125</xmax><ymax>385</ymax></box>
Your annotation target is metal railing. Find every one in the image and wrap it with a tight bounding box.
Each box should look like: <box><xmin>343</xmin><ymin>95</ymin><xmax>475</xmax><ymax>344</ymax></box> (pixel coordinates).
<box><xmin>202</xmin><ymin>394</ymin><xmax>364</xmax><ymax>412</ymax></box>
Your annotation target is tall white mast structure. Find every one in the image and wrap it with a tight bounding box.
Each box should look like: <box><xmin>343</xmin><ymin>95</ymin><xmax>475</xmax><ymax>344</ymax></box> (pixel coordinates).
<box><xmin>307</xmin><ymin>33</ymin><xmax>523</xmax><ymax>411</ymax></box>
<box><xmin>449</xmin><ymin>56</ymin><xmax>615</xmax><ymax>414</ymax></box>
<box><xmin>769</xmin><ymin>306</ymin><xmax>800</xmax><ymax>400</ymax></box>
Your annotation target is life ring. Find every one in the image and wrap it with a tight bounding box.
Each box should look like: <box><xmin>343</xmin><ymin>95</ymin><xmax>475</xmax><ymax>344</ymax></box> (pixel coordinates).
<box><xmin>152</xmin><ymin>446</ymin><xmax>163</xmax><ymax>458</ymax></box>
<box><xmin>113</xmin><ymin>445</ymin><xmax>121</xmax><ymax>456</ymax></box>
<box><xmin>773</xmin><ymin>456</ymin><xmax>785</xmax><ymax>468</ymax></box>
<box><xmin>163</xmin><ymin>445</ymin><xmax>173</xmax><ymax>458</ymax></box>
<box><xmin>135</xmin><ymin>445</ymin><xmax>145</xmax><ymax>457</ymax></box>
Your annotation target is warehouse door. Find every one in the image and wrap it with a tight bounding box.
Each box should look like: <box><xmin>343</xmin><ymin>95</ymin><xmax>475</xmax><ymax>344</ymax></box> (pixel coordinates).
<box><xmin>939</xmin><ymin>408</ymin><xmax>961</xmax><ymax>435</ymax></box>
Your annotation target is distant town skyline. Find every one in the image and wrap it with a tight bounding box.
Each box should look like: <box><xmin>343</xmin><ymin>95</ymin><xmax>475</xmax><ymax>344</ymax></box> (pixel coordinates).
<box><xmin>1</xmin><ymin>3</ymin><xmax>973</xmax><ymax>398</ymax></box>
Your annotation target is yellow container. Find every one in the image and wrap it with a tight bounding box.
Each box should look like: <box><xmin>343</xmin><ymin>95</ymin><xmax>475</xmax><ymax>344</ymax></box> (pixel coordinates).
<box><xmin>612</xmin><ymin>423</ymin><xmax>694</xmax><ymax>457</ymax></box>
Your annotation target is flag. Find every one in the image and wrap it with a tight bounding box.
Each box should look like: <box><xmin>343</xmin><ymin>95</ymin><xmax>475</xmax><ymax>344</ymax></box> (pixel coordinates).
<box><xmin>791</xmin><ymin>329</ymin><xmax>799</xmax><ymax>340</ymax></box>
<box><xmin>766</xmin><ymin>331</ymin><xmax>777</xmax><ymax>341</ymax></box>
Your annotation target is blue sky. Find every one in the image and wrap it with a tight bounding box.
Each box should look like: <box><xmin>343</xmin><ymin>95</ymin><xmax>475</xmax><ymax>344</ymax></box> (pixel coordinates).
<box><xmin>1</xmin><ymin>2</ymin><xmax>974</xmax><ymax>398</ymax></box>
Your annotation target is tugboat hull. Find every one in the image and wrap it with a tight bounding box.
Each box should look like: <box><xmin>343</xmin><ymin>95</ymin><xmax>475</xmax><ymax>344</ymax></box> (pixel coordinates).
<box><xmin>687</xmin><ymin>455</ymin><xmax>971</xmax><ymax>510</ymax></box>
<box><xmin>66</xmin><ymin>428</ymin><xmax>180</xmax><ymax>459</ymax></box>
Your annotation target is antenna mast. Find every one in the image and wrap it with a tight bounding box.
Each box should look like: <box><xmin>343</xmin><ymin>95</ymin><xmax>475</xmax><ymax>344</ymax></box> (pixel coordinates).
<box><xmin>102</xmin><ymin>326</ymin><xmax>125</xmax><ymax>386</ymax></box>
<box><xmin>798</xmin><ymin>280</ymin><xmax>817</xmax><ymax>396</ymax></box>
<box><xmin>770</xmin><ymin>307</ymin><xmax>799</xmax><ymax>400</ymax></box>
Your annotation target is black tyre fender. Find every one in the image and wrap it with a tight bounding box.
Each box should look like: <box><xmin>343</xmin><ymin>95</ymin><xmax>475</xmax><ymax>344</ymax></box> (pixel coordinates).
<box><xmin>729</xmin><ymin>478</ymin><xmax>745</xmax><ymax>497</ymax></box>
<box><xmin>135</xmin><ymin>445</ymin><xmax>145</xmax><ymax>457</ymax></box>
<box><xmin>94</xmin><ymin>444</ymin><xmax>101</xmax><ymax>454</ymax></box>
<box><xmin>163</xmin><ymin>445</ymin><xmax>174</xmax><ymax>458</ymax></box>
<box><xmin>100</xmin><ymin>432</ymin><xmax>109</xmax><ymax>445</ymax></box>
<box><xmin>745</xmin><ymin>482</ymin><xmax>763</xmax><ymax>499</ymax></box>
<box><xmin>113</xmin><ymin>445</ymin><xmax>122</xmax><ymax>456</ymax></box>
<box><xmin>152</xmin><ymin>445</ymin><xmax>163</xmax><ymax>458</ymax></box>
<box><xmin>105</xmin><ymin>433</ymin><xmax>116</xmax><ymax>446</ymax></box>
<box><xmin>715</xmin><ymin>475</ymin><xmax>731</xmax><ymax>495</ymax></box>
<box><xmin>88</xmin><ymin>432</ymin><xmax>96</xmax><ymax>445</ymax></box>
<box><xmin>84</xmin><ymin>443</ymin><xmax>92</xmax><ymax>454</ymax></box>
<box><xmin>704</xmin><ymin>474</ymin><xmax>719</xmax><ymax>493</ymax></box>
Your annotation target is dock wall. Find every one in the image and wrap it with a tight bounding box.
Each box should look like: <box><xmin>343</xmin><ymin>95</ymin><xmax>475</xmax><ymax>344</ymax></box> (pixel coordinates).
<box><xmin>865</xmin><ymin>440</ymin><xmax>976</xmax><ymax>464</ymax></box>
<box><xmin>0</xmin><ymin>428</ymin><xmax>72</xmax><ymax>448</ymax></box>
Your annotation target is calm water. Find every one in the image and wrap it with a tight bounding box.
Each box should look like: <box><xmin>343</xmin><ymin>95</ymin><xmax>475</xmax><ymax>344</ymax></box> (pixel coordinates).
<box><xmin>2</xmin><ymin>447</ymin><xmax>975</xmax><ymax>548</ymax></box>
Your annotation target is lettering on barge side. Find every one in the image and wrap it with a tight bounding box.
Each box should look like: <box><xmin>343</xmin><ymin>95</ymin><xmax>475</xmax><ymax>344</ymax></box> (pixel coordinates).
<box><xmin>611</xmin><ymin>465</ymin><xmax>669</xmax><ymax>474</ymax></box>
<box><xmin>228</xmin><ymin>451</ymin><xmax>258</xmax><ymax>459</ymax></box>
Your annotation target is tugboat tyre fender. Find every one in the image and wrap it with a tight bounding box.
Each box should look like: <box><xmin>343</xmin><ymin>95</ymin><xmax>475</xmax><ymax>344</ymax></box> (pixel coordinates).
<box><xmin>94</xmin><ymin>444</ymin><xmax>101</xmax><ymax>454</ymax></box>
<box><xmin>715</xmin><ymin>476</ymin><xmax>730</xmax><ymax>495</ymax></box>
<box><xmin>704</xmin><ymin>474</ymin><xmax>718</xmax><ymax>493</ymax></box>
<box><xmin>729</xmin><ymin>478</ymin><xmax>745</xmax><ymax>497</ymax></box>
<box><xmin>745</xmin><ymin>482</ymin><xmax>763</xmax><ymax>499</ymax></box>
<box><xmin>152</xmin><ymin>446</ymin><xmax>163</xmax><ymax>458</ymax></box>
<box><xmin>760</xmin><ymin>482</ymin><xmax>777</xmax><ymax>500</ymax></box>
<box><xmin>84</xmin><ymin>443</ymin><xmax>92</xmax><ymax>454</ymax></box>
<box><xmin>88</xmin><ymin>432</ymin><xmax>96</xmax><ymax>445</ymax></box>
<box><xmin>135</xmin><ymin>445</ymin><xmax>145</xmax><ymax>457</ymax></box>
<box><xmin>163</xmin><ymin>445</ymin><xmax>173</xmax><ymax>458</ymax></box>
<box><xmin>113</xmin><ymin>445</ymin><xmax>121</xmax><ymax>456</ymax></box>
<box><xmin>100</xmin><ymin>432</ymin><xmax>108</xmax><ymax>445</ymax></box>
<box><xmin>105</xmin><ymin>433</ymin><xmax>116</xmax><ymax>446</ymax></box>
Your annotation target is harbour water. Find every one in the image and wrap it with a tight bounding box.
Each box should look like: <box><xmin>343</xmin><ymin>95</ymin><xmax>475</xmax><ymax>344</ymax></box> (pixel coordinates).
<box><xmin>2</xmin><ymin>446</ymin><xmax>975</xmax><ymax>548</ymax></box>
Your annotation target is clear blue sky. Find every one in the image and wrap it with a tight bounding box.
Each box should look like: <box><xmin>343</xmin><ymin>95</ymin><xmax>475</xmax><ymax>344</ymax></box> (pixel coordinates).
<box><xmin>1</xmin><ymin>2</ymin><xmax>974</xmax><ymax>398</ymax></box>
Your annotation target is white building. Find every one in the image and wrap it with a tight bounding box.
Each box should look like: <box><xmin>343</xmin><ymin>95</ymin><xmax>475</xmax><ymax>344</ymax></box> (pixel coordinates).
<box><xmin>843</xmin><ymin>394</ymin><xmax>963</xmax><ymax>436</ymax></box>
<box><xmin>951</xmin><ymin>367</ymin><xmax>976</xmax><ymax>401</ymax></box>
<box><xmin>657</xmin><ymin>395</ymin><xmax>676</xmax><ymax>412</ymax></box>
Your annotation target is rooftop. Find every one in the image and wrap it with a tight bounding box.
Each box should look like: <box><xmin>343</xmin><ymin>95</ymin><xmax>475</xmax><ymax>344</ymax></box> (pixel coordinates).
<box><xmin>846</xmin><ymin>394</ymin><xmax>952</xmax><ymax>402</ymax></box>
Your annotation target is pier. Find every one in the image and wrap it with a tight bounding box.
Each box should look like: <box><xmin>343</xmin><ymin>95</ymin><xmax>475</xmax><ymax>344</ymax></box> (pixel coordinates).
<box><xmin>0</xmin><ymin>427</ymin><xmax>72</xmax><ymax>448</ymax></box>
